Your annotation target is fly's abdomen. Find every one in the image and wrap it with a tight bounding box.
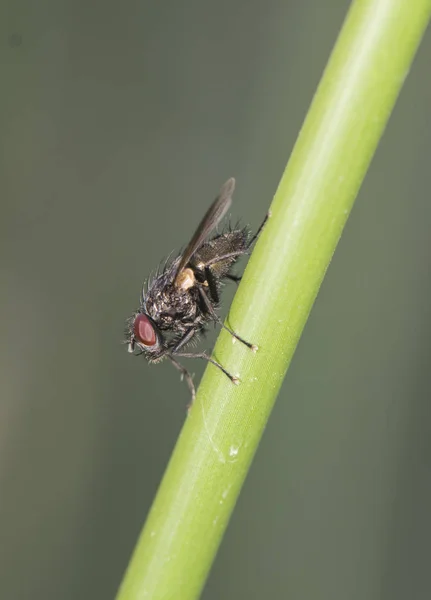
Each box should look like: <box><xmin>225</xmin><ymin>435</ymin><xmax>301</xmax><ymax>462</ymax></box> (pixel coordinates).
<box><xmin>192</xmin><ymin>229</ymin><xmax>249</xmax><ymax>279</ymax></box>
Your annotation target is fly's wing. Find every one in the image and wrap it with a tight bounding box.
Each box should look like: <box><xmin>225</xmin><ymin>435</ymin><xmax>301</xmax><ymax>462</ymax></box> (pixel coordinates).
<box><xmin>173</xmin><ymin>177</ymin><xmax>235</xmax><ymax>282</ymax></box>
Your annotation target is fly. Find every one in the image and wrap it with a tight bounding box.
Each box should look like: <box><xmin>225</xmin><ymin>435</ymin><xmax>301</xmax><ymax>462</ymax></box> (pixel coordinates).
<box><xmin>124</xmin><ymin>178</ymin><xmax>267</xmax><ymax>406</ymax></box>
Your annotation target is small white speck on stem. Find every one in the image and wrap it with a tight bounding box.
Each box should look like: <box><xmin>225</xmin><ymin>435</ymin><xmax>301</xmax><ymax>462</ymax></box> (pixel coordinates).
<box><xmin>229</xmin><ymin>445</ymin><xmax>239</xmax><ymax>457</ymax></box>
<box><xmin>222</xmin><ymin>485</ymin><xmax>231</xmax><ymax>499</ymax></box>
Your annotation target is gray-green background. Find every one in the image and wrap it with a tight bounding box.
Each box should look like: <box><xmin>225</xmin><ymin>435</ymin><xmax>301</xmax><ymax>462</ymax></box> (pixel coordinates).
<box><xmin>2</xmin><ymin>1</ymin><xmax>431</xmax><ymax>599</ymax></box>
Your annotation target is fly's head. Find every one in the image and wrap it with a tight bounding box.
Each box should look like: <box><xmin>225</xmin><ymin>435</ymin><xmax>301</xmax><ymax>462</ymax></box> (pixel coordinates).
<box><xmin>124</xmin><ymin>310</ymin><xmax>165</xmax><ymax>362</ymax></box>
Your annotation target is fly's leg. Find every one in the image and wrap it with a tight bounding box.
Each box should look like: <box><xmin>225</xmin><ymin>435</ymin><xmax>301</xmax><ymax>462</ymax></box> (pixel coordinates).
<box><xmin>174</xmin><ymin>351</ymin><xmax>239</xmax><ymax>387</ymax></box>
<box><xmin>171</xmin><ymin>328</ymin><xmax>240</xmax><ymax>403</ymax></box>
<box><xmin>168</xmin><ymin>355</ymin><xmax>196</xmax><ymax>406</ymax></box>
<box><xmin>204</xmin><ymin>266</ymin><xmax>220</xmax><ymax>304</ymax></box>
<box><xmin>172</xmin><ymin>328</ymin><xmax>197</xmax><ymax>353</ymax></box>
<box><xmin>169</xmin><ymin>329</ymin><xmax>199</xmax><ymax>408</ymax></box>
<box><xmin>204</xmin><ymin>250</ymin><xmax>248</xmax><ymax>267</ymax></box>
<box><xmin>226</xmin><ymin>273</ymin><xmax>241</xmax><ymax>284</ymax></box>
<box><xmin>204</xmin><ymin>212</ymin><xmax>270</xmax><ymax>268</ymax></box>
<box><xmin>206</xmin><ymin>265</ymin><xmax>241</xmax><ymax>286</ymax></box>
<box><xmin>246</xmin><ymin>212</ymin><xmax>269</xmax><ymax>248</ymax></box>
<box><xmin>197</xmin><ymin>284</ymin><xmax>257</xmax><ymax>351</ymax></box>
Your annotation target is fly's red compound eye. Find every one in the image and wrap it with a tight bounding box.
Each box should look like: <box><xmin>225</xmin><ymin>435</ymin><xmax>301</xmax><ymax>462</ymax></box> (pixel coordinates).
<box><xmin>134</xmin><ymin>314</ymin><xmax>157</xmax><ymax>346</ymax></box>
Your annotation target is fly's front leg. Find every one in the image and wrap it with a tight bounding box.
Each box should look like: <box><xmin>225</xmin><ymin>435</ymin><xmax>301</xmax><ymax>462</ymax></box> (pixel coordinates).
<box><xmin>172</xmin><ymin>327</ymin><xmax>197</xmax><ymax>353</ymax></box>
<box><xmin>170</xmin><ymin>328</ymin><xmax>198</xmax><ymax>405</ymax></box>
<box><xmin>168</xmin><ymin>355</ymin><xmax>196</xmax><ymax>407</ymax></box>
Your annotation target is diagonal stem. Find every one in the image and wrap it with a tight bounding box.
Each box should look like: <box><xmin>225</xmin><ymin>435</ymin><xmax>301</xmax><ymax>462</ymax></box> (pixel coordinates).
<box><xmin>116</xmin><ymin>1</ymin><xmax>431</xmax><ymax>599</ymax></box>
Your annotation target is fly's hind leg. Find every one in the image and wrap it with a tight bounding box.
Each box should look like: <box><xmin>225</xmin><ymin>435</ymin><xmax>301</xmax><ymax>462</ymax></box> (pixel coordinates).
<box><xmin>246</xmin><ymin>211</ymin><xmax>269</xmax><ymax>249</ymax></box>
<box><xmin>203</xmin><ymin>212</ymin><xmax>270</xmax><ymax>268</ymax></box>
<box><xmin>226</xmin><ymin>273</ymin><xmax>241</xmax><ymax>284</ymax></box>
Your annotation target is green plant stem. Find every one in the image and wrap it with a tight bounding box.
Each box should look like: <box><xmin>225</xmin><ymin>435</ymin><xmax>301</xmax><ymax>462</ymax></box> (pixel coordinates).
<box><xmin>117</xmin><ymin>1</ymin><xmax>431</xmax><ymax>598</ymax></box>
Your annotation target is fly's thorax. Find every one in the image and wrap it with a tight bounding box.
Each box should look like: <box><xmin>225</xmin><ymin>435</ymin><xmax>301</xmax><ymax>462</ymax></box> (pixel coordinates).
<box><xmin>146</xmin><ymin>280</ymin><xmax>199</xmax><ymax>331</ymax></box>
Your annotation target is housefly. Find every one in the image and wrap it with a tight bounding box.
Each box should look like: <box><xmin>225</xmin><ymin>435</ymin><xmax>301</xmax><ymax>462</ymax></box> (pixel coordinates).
<box><xmin>124</xmin><ymin>178</ymin><xmax>267</xmax><ymax>405</ymax></box>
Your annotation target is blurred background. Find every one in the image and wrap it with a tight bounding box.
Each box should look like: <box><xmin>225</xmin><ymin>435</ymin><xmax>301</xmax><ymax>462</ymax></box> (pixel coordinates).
<box><xmin>2</xmin><ymin>1</ymin><xmax>431</xmax><ymax>598</ymax></box>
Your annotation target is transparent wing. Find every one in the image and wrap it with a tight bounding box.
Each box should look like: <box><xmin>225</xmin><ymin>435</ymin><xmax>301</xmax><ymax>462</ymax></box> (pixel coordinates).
<box><xmin>173</xmin><ymin>177</ymin><xmax>235</xmax><ymax>282</ymax></box>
